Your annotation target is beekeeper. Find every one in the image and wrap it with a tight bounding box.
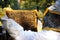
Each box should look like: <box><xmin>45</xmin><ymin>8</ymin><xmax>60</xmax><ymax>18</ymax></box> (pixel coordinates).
<box><xmin>1</xmin><ymin>13</ymin><xmax>60</xmax><ymax>40</ymax></box>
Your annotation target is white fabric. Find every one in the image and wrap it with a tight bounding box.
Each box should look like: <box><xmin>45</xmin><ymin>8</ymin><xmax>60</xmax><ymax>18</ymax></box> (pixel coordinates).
<box><xmin>3</xmin><ymin>18</ymin><xmax>60</xmax><ymax>40</ymax></box>
<box><xmin>37</xmin><ymin>20</ymin><xmax>42</xmax><ymax>32</ymax></box>
<box><xmin>48</xmin><ymin>0</ymin><xmax>60</xmax><ymax>12</ymax></box>
<box><xmin>48</xmin><ymin>6</ymin><xmax>56</xmax><ymax>11</ymax></box>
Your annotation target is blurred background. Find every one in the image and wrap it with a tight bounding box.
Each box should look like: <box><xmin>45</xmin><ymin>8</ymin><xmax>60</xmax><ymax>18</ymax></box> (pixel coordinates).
<box><xmin>0</xmin><ymin>0</ymin><xmax>56</xmax><ymax>12</ymax></box>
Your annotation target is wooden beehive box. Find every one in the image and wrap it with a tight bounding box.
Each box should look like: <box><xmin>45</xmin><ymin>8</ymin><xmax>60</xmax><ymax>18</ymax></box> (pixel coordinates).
<box><xmin>6</xmin><ymin>10</ymin><xmax>37</xmax><ymax>31</ymax></box>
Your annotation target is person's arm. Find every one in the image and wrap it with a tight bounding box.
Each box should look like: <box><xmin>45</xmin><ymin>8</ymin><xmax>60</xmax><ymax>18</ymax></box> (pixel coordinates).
<box><xmin>6</xmin><ymin>19</ymin><xmax>24</xmax><ymax>36</ymax></box>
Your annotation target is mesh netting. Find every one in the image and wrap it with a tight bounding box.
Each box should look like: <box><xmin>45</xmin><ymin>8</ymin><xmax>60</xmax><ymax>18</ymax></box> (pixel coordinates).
<box><xmin>43</xmin><ymin>12</ymin><xmax>60</xmax><ymax>29</ymax></box>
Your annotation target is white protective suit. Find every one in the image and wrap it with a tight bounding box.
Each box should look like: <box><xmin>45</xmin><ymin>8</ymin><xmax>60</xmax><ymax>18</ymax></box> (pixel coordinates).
<box><xmin>2</xmin><ymin>17</ymin><xmax>60</xmax><ymax>40</ymax></box>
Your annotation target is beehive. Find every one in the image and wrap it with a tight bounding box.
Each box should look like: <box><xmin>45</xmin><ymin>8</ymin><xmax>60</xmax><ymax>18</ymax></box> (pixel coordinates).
<box><xmin>6</xmin><ymin>10</ymin><xmax>37</xmax><ymax>31</ymax></box>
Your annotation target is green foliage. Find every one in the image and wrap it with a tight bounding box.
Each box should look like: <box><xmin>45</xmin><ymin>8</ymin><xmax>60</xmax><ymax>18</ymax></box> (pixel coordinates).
<box><xmin>10</xmin><ymin>0</ymin><xmax>20</xmax><ymax>10</ymax></box>
<box><xmin>20</xmin><ymin>0</ymin><xmax>37</xmax><ymax>10</ymax></box>
<box><xmin>20</xmin><ymin>0</ymin><xmax>55</xmax><ymax>12</ymax></box>
<box><xmin>0</xmin><ymin>0</ymin><xmax>10</xmax><ymax>8</ymax></box>
<box><xmin>38</xmin><ymin>0</ymin><xmax>55</xmax><ymax>12</ymax></box>
<box><xmin>0</xmin><ymin>0</ymin><xmax>55</xmax><ymax>11</ymax></box>
<box><xmin>0</xmin><ymin>0</ymin><xmax>20</xmax><ymax>9</ymax></box>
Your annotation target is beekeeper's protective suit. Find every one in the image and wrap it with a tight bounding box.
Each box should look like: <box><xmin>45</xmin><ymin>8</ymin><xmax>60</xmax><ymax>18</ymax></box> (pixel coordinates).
<box><xmin>1</xmin><ymin>15</ymin><xmax>60</xmax><ymax>40</ymax></box>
